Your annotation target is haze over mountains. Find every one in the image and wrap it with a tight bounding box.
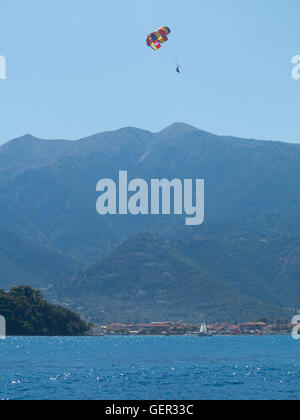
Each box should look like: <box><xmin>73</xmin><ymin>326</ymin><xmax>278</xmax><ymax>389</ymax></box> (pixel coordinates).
<box><xmin>67</xmin><ymin>233</ymin><xmax>299</xmax><ymax>323</ymax></box>
<box><xmin>1</xmin><ymin>123</ymin><xmax>300</xmax><ymax>322</ymax></box>
<box><xmin>0</xmin><ymin>227</ymin><xmax>74</xmax><ymax>291</ymax></box>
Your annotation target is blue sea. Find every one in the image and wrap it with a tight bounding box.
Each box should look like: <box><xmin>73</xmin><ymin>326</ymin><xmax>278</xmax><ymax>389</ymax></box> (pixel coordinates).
<box><xmin>0</xmin><ymin>336</ymin><xmax>300</xmax><ymax>400</ymax></box>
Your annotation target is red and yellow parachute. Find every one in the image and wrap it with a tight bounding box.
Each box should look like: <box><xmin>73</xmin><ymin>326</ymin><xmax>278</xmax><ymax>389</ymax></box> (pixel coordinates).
<box><xmin>146</xmin><ymin>27</ymin><xmax>171</xmax><ymax>51</ymax></box>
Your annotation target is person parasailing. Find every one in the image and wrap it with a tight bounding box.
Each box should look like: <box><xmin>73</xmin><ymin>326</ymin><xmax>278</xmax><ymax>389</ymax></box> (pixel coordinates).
<box><xmin>146</xmin><ymin>27</ymin><xmax>181</xmax><ymax>74</ymax></box>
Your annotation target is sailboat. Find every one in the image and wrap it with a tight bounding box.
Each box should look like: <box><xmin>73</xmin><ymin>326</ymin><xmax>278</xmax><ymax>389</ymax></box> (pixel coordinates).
<box><xmin>198</xmin><ymin>322</ymin><xmax>210</xmax><ymax>337</ymax></box>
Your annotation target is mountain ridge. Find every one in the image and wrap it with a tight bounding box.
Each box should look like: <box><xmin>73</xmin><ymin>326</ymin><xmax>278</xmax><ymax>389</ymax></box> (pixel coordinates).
<box><xmin>1</xmin><ymin>124</ymin><xmax>300</xmax><ymax>322</ymax></box>
<box><xmin>65</xmin><ymin>233</ymin><xmax>293</xmax><ymax>323</ymax></box>
<box><xmin>1</xmin><ymin>124</ymin><xmax>300</xmax><ymax>261</ymax></box>
<box><xmin>2</xmin><ymin>123</ymin><xmax>300</xmax><ymax>149</ymax></box>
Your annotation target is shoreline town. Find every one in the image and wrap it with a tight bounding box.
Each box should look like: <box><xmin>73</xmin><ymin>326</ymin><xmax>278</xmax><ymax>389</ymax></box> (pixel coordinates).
<box><xmin>88</xmin><ymin>320</ymin><xmax>295</xmax><ymax>337</ymax></box>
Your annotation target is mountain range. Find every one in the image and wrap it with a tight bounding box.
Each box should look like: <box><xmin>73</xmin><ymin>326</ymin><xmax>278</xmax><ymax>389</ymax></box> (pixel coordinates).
<box><xmin>1</xmin><ymin>123</ymin><xmax>300</xmax><ymax>322</ymax></box>
<box><xmin>66</xmin><ymin>233</ymin><xmax>298</xmax><ymax>323</ymax></box>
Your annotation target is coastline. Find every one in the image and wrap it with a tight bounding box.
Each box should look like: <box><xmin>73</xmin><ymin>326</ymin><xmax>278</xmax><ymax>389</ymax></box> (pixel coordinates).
<box><xmin>87</xmin><ymin>321</ymin><xmax>293</xmax><ymax>338</ymax></box>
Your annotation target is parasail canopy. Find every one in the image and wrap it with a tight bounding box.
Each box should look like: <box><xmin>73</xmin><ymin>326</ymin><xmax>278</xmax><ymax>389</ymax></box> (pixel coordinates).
<box><xmin>146</xmin><ymin>27</ymin><xmax>171</xmax><ymax>51</ymax></box>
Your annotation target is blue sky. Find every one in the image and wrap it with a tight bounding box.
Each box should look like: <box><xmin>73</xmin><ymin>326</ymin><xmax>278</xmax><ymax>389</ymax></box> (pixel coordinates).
<box><xmin>0</xmin><ymin>0</ymin><xmax>299</xmax><ymax>143</ymax></box>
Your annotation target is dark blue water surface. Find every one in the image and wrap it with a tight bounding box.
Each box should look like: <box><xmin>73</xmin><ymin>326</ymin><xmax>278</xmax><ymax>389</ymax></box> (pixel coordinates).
<box><xmin>0</xmin><ymin>336</ymin><xmax>300</xmax><ymax>400</ymax></box>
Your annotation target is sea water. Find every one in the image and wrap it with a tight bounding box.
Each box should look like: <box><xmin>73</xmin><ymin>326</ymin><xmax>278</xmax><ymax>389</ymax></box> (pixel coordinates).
<box><xmin>0</xmin><ymin>336</ymin><xmax>299</xmax><ymax>400</ymax></box>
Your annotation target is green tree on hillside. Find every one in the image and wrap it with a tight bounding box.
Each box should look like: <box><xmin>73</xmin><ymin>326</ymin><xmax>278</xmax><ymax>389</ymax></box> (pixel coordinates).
<box><xmin>0</xmin><ymin>286</ymin><xmax>90</xmax><ymax>336</ymax></box>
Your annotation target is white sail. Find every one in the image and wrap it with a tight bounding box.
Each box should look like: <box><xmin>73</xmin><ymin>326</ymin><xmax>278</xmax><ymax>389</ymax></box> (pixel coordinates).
<box><xmin>200</xmin><ymin>323</ymin><xmax>207</xmax><ymax>334</ymax></box>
